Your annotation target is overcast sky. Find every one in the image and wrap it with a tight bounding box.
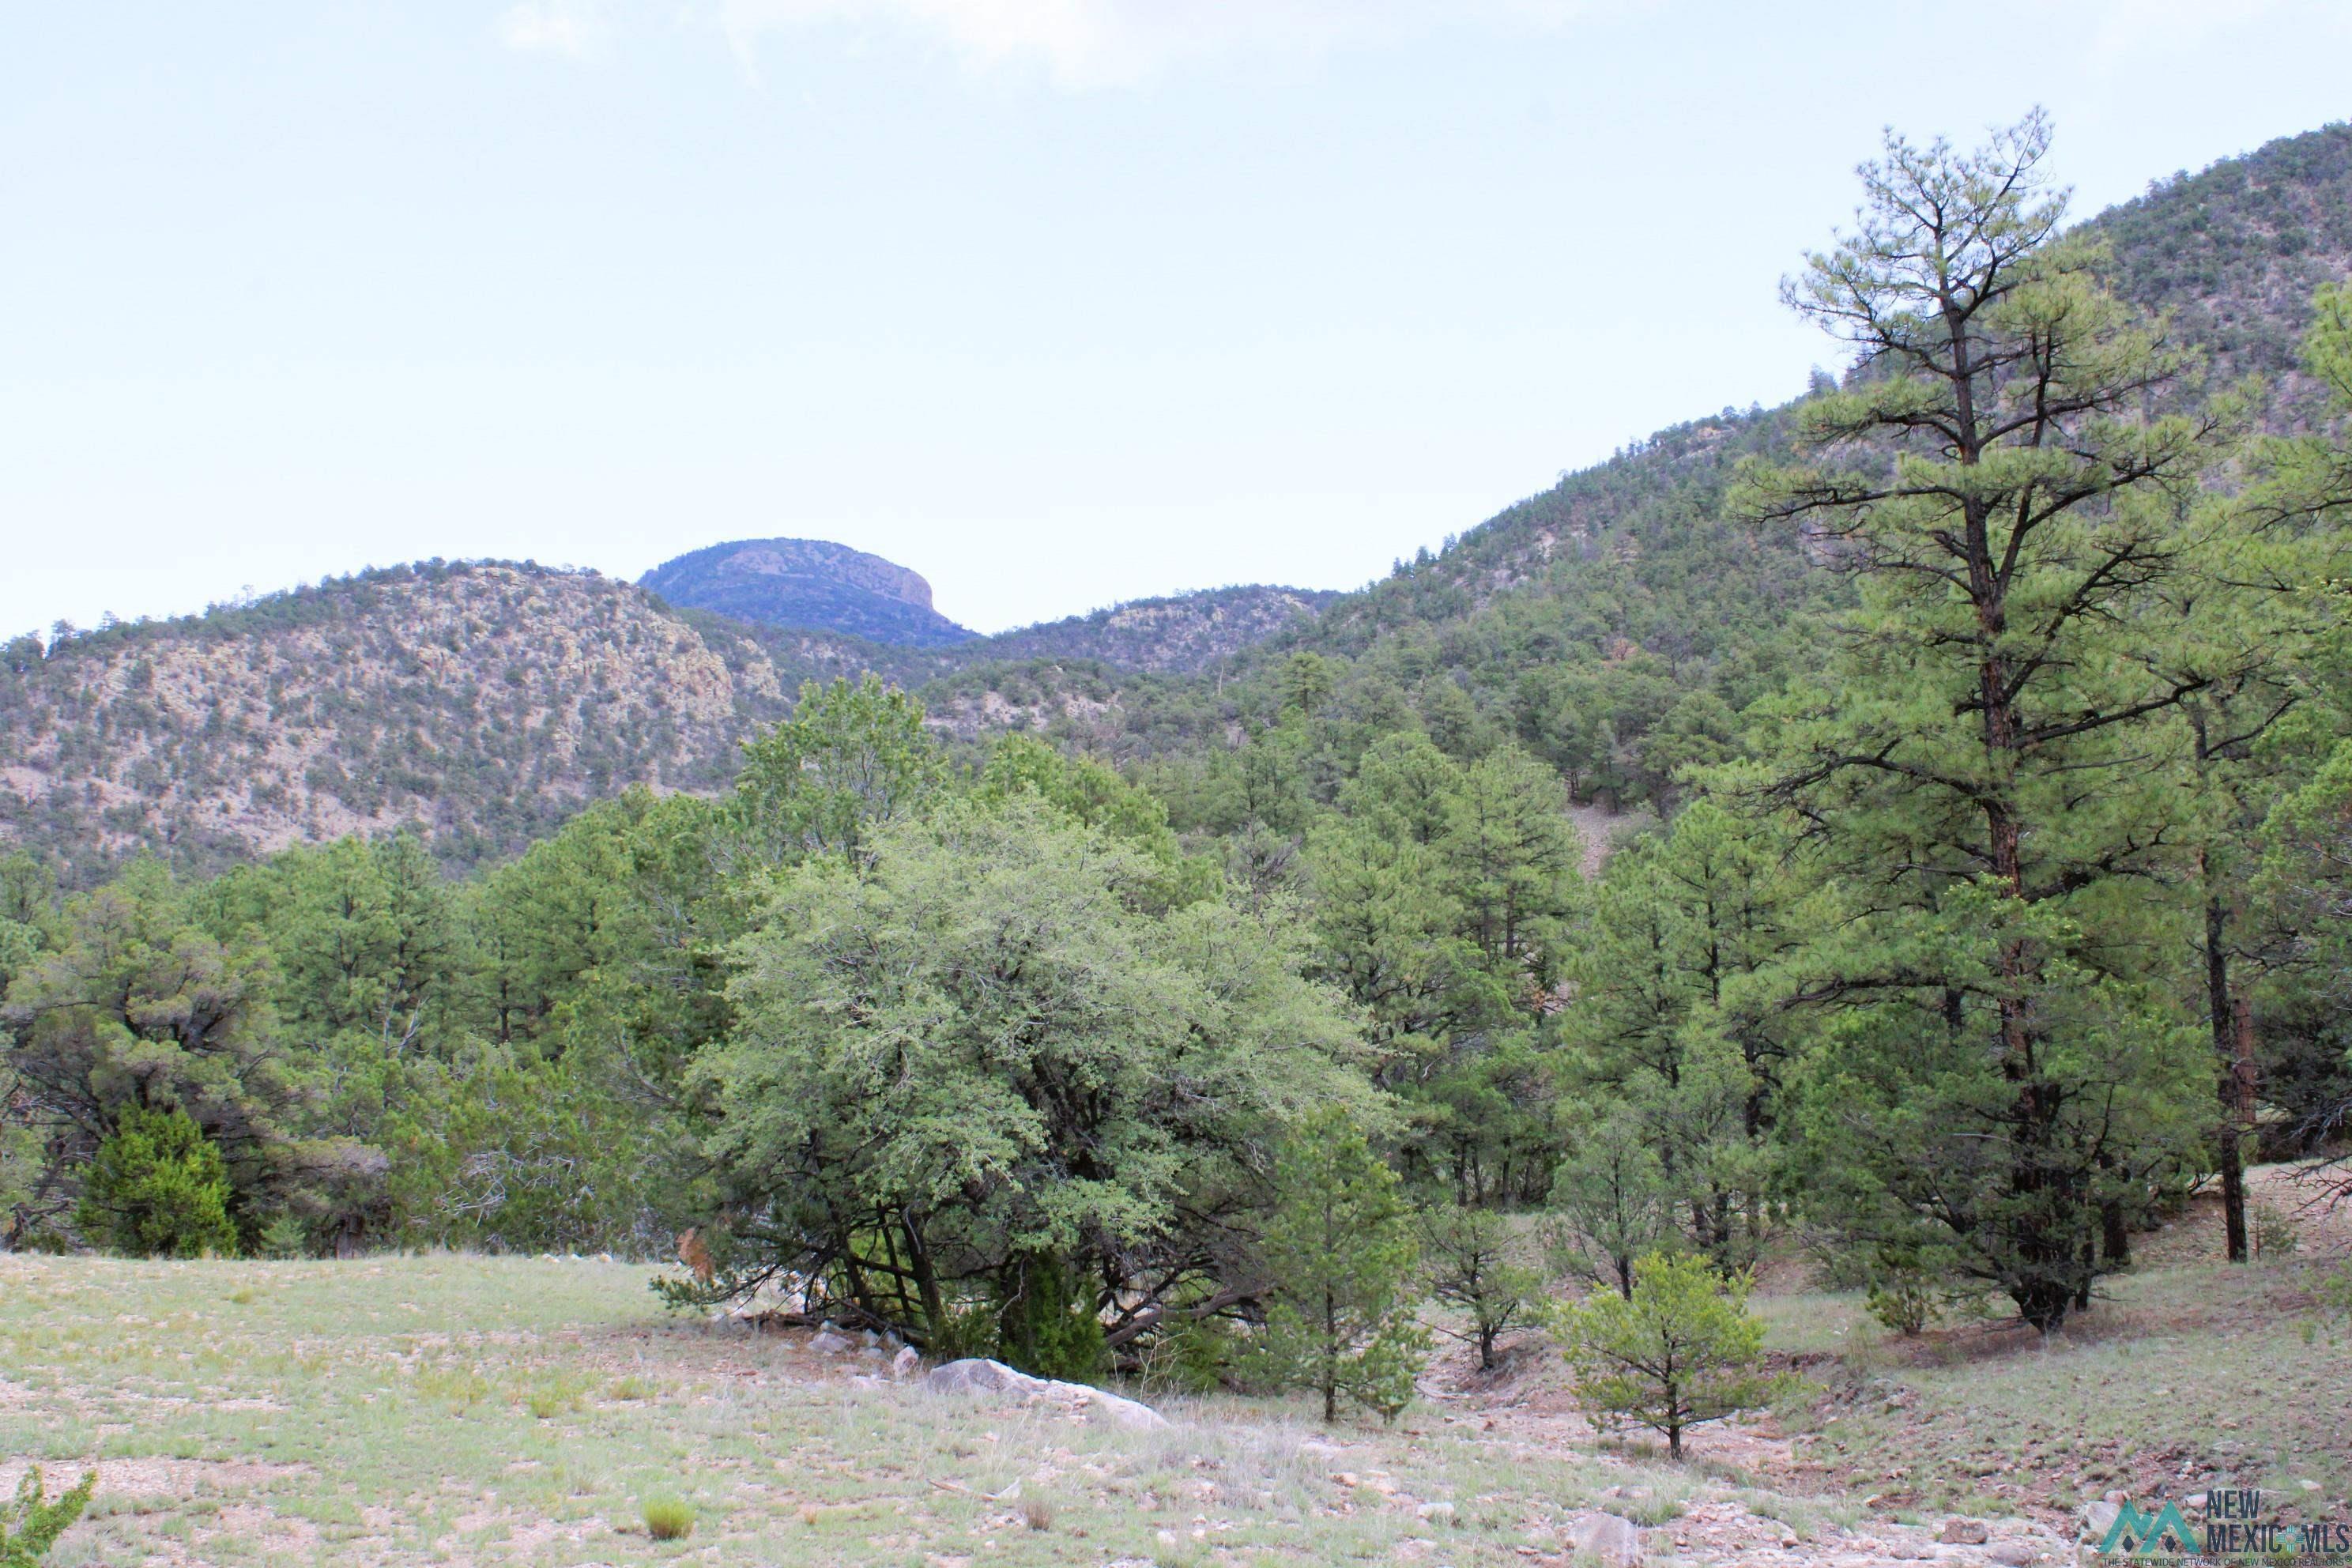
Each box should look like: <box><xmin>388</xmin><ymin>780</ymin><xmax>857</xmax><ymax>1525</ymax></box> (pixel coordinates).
<box><xmin>6</xmin><ymin>2</ymin><xmax>2350</xmax><ymax>640</ymax></box>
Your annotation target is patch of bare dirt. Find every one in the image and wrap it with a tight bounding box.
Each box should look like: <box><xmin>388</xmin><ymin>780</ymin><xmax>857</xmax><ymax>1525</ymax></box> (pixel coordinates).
<box><xmin>0</xmin><ymin>1456</ymin><xmax>311</xmax><ymax>1497</ymax></box>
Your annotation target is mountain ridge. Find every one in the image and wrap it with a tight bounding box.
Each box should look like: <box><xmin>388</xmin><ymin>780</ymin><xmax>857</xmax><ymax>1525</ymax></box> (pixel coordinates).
<box><xmin>638</xmin><ymin>536</ymin><xmax>978</xmax><ymax>649</ymax></box>
<box><xmin>6</xmin><ymin>120</ymin><xmax>2347</xmax><ymax>880</ymax></box>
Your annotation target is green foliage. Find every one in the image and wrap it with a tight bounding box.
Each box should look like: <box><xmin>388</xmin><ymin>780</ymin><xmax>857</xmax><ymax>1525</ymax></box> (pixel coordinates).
<box><xmin>640</xmin><ymin>1498</ymin><xmax>695</xmax><ymax>1541</ymax></box>
<box><xmin>1251</xmin><ymin>1109</ymin><xmax>1430</xmax><ymax>1424</ymax></box>
<box><xmin>1861</xmin><ymin>1242</ymin><xmax>1947</xmax><ymax>1338</ymax></box>
<box><xmin>697</xmin><ymin>796</ymin><xmax>1366</xmax><ymax>1349</ymax></box>
<box><xmin>0</xmin><ymin>1468</ymin><xmax>97</xmax><ymax>1566</ymax></box>
<box><xmin>1547</xmin><ymin>1106</ymin><xmax>1672</xmax><ymax>1299</ymax></box>
<box><xmin>1733</xmin><ymin>112</ymin><xmax>2256</xmax><ymax>1331</ymax></box>
<box><xmin>995</xmin><ymin>1250</ymin><xmax>1107</xmax><ymax>1384</ymax></box>
<box><xmin>728</xmin><ymin>674</ymin><xmax>946</xmax><ymax>868</ymax></box>
<box><xmin>1553</xmin><ymin>1250</ymin><xmax>1771</xmax><ymax>1461</ymax></box>
<box><xmin>977</xmin><ymin>735</ymin><xmax>1216</xmax><ymax>907</ymax></box>
<box><xmin>1562</xmin><ymin>801</ymin><xmax>1807</xmax><ymax>1268</ymax></box>
<box><xmin>1418</xmin><ymin>1199</ymin><xmax>1542</xmax><ymax>1370</ymax></box>
<box><xmin>77</xmin><ymin>1104</ymin><xmax>239</xmax><ymax>1257</ymax></box>
<box><xmin>3</xmin><ymin>861</ymin><xmax>287</xmax><ymax>1214</ymax></box>
<box><xmin>1304</xmin><ymin>734</ymin><xmax>1579</xmax><ymax>1201</ymax></box>
<box><xmin>5</xmin><ymin>113</ymin><xmax>2349</xmax><ymax>1344</ymax></box>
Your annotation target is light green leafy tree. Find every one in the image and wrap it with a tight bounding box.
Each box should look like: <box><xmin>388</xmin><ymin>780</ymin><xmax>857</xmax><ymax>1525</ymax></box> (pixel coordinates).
<box><xmin>694</xmin><ymin>796</ymin><xmax>1367</xmax><ymax>1355</ymax></box>
<box><xmin>727</xmin><ymin>674</ymin><xmax>946</xmax><ymax>870</ymax></box>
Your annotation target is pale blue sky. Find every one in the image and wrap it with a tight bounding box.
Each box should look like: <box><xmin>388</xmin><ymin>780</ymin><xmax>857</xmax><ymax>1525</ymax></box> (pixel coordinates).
<box><xmin>6</xmin><ymin>2</ymin><xmax>2349</xmax><ymax>639</ymax></box>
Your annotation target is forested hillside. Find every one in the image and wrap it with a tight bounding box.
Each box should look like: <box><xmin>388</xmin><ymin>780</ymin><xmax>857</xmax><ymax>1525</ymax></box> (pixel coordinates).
<box><xmin>940</xmin><ymin>124</ymin><xmax>2352</xmax><ymax>813</ymax></box>
<box><xmin>0</xmin><ymin>573</ymin><xmax>1333</xmax><ymax>878</ymax></box>
<box><xmin>971</xmin><ymin>583</ymin><xmax>1339</xmax><ymax>672</ymax></box>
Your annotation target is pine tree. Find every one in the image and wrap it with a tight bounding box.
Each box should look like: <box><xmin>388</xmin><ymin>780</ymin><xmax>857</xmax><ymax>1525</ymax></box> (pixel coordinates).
<box><xmin>78</xmin><ymin>1106</ymin><xmax>239</xmax><ymax>1258</ymax></box>
<box><xmin>1555</xmin><ymin>1250</ymin><xmax>1772</xmax><ymax>1461</ymax></box>
<box><xmin>1253</xmin><ymin>1109</ymin><xmax>1429</xmax><ymax>1423</ymax></box>
<box><xmin>1734</xmin><ymin>112</ymin><xmax>2245</xmax><ymax>1330</ymax></box>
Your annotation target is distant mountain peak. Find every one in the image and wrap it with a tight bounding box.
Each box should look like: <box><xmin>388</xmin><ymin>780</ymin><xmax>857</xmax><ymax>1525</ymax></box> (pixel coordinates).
<box><xmin>640</xmin><ymin>537</ymin><xmax>975</xmax><ymax>648</ymax></box>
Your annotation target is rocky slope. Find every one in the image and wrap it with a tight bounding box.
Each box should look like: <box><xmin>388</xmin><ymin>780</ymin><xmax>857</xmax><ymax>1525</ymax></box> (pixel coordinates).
<box><xmin>0</xmin><ymin>564</ymin><xmax>797</xmax><ymax>876</ymax></box>
<box><xmin>0</xmin><ymin>567</ymin><xmax>1334</xmax><ymax>879</ymax></box>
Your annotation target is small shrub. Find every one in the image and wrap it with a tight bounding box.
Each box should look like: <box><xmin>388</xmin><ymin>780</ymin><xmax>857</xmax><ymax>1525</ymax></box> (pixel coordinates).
<box><xmin>1553</xmin><ymin>1250</ymin><xmax>1776</xmax><ymax>1461</ymax></box>
<box><xmin>1864</xmin><ymin>1269</ymin><xmax>1938</xmax><ymax>1339</ymax></box>
<box><xmin>0</xmin><ymin>1466</ymin><xmax>98</xmax><ymax>1563</ymax></box>
<box><xmin>5</xmin><ymin>1226</ymin><xmax>74</xmax><ymax>1257</ymax></box>
<box><xmin>1020</xmin><ymin>1496</ymin><xmax>1054</xmax><ymax>1532</ymax></box>
<box><xmin>2252</xmin><ymin>1203</ymin><xmax>2300</xmax><ymax>1259</ymax></box>
<box><xmin>2318</xmin><ymin>1263</ymin><xmax>2352</xmax><ymax>1321</ymax></box>
<box><xmin>609</xmin><ymin>1374</ymin><xmax>656</xmax><ymax>1400</ymax></box>
<box><xmin>257</xmin><ymin>1212</ymin><xmax>312</xmax><ymax>1260</ymax></box>
<box><xmin>925</xmin><ymin>1301</ymin><xmax>1000</xmax><ymax>1363</ymax></box>
<box><xmin>1134</xmin><ymin>1310</ymin><xmax>1238</xmax><ymax>1396</ymax></box>
<box><xmin>641</xmin><ymin>1498</ymin><xmax>695</xmax><ymax>1541</ymax></box>
<box><xmin>77</xmin><ymin>1106</ymin><xmax>238</xmax><ymax>1259</ymax></box>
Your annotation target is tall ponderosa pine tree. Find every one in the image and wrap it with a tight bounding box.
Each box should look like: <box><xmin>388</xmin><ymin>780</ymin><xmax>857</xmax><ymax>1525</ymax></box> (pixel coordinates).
<box><xmin>1736</xmin><ymin>112</ymin><xmax>2246</xmax><ymax>1330</ymax></box>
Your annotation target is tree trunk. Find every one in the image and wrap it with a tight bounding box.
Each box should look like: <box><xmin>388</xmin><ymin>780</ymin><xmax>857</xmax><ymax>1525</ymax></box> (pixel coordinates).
<box><xmin>2204</xmin><ymin>888</ymin><xmax>2250</xmax><ymax>1263</ymax></box>
<box><xmin>1322</xmin><ymin>1287</ymin><xmax>1339</xmax><ymax>1424</ymax></box>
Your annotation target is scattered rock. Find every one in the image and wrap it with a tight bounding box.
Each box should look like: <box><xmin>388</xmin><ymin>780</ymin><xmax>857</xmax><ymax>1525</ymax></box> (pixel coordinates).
<box><xmin>1939</xmin><ymin>1518</ymin><xmax>1990</xmax><ymax>1544</ymax></box>
<box><xmin>2082</xmin><ymin>1502</ymin><xmax>2121</xmax><ymax>1544</ymax></box>
<box><xmin>925</xmin><ymin>1359</ymin><xmax>1049</xmax><ymax>1397</ymax></box>
<box><xmin>1083</xmin><ymin>1386</ymin><xmax>1172</xmax><ymax>1431</ymax></box>
<box><xmin>1417</xmin><ymin>1502</ymin><xmax>1455</xmax><ymax>1525</ymax></box>
<box><xmin>1988</xmin><ymin>1542</ymin><xmax>2040</xmax><ymax>1566</ymax></box>
<box><xmin>1568</xmin><ymin>1512</ymin><xmax>1643</xmax><ymax>1567</ymax></box>
<box><xmin>890</xmin><ymin>1346</ymin><xmax>921</xmax><ymax>1379</ymax></box>
<box><xmin>921</xmin><ymin>1359</ymin><xmax>1170</xmax><ymax>1430</ymax></box>
<box><xmin>808</xmin><ymin>1330</ymin><xmax>854</xmax><ymax>1355</ymax></box>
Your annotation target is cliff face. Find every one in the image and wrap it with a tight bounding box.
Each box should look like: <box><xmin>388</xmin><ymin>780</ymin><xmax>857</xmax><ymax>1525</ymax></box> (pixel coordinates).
<box><xmin>639</xmin><ymin>537</ymin><xmax>977</xmax><ymax>648</ymax></box>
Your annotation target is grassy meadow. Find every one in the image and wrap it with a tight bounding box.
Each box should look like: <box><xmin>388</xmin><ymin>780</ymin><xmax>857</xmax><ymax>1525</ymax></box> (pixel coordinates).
<box><xmin>3</xmin><ymin>1196</ymin><xmax>2347</xmax><ymax>1567</ymax></box>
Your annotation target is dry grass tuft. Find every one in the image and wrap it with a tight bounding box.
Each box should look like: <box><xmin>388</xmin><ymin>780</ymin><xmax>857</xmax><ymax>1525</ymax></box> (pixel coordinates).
<box><xmin>642</xmin><ymin>1496</ymin><xmax>695</xmax><ymax>1540</ymax></box>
